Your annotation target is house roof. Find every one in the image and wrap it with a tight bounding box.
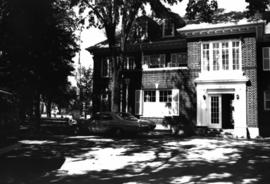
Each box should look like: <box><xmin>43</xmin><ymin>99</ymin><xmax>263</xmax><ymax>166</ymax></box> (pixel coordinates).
<box><xmin>87</xmin><ymin>38</ymin><xmax>187</xmax><ymax>55</ymax></box>
<box><xmin>88</xmin><ymin>19</ymin><xmax>267</xmax><ymax>55</ymax></box>
<box><xmin>178</xmin><ymin>19</ymin><xmax>265</xmax><ymax>39</ymax></box>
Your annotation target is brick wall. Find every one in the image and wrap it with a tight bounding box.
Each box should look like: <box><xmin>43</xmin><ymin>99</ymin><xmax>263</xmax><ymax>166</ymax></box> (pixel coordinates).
<box><xmin>242</xmin><ymin>37</ymin><xmax>258</xmax><ymax>128</ymax></box>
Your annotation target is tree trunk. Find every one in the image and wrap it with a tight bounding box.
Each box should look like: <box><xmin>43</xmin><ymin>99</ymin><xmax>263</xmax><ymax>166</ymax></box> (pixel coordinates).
<box><xmin>111</xmin><ymin>57</ymin><xmax>120</xmax><ymax>112</ymax></box>
<box><xmin>34</xmin><ymin>91</ymin><xmax>41</xmax><ymax>132</ymax></box>
<box><xmin>47</xmin><ymin>100</ymin><xmax>52</xmax><ymax>117</ymax></box>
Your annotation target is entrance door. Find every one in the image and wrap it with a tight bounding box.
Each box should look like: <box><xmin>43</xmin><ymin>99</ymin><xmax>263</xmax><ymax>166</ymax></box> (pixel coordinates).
<box><xmin>222</xmin><ymin>94</ymin><xmax>234</xmax><ymax>129</ymax></box>
<box><xmin>209</xmin><ymin>95</ymin><xmax>222</xmax><ymax>128</ymax></box>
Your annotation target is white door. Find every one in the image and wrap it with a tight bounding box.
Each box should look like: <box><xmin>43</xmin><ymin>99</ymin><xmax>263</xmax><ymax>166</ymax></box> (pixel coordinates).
<box><xmin>209</xmin><ymin>95</ymin><xmax>222</xmax><ymax>129</ymax></box>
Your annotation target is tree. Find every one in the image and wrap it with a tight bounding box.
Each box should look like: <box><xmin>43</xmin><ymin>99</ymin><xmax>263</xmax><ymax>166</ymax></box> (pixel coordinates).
<box><xmin>72</xmin><ymin>0</ymin><xmax>186</xmax><ymax>112</ymax></box>
<box><xmin>245</xmin><ymin>0</ymin><xmax>270</xmax><ymax>21</ymax></box>
<box><xmin>246</xmin><ymin>0</ymin><xmax>269</xmax><ymax>17</ymax></box>
<box><xmin>72</xmin><ymin>0</ymin><xmax>220</xmax><ymax>112</ymax></box>
<box><xmin>185</xmin><ymin>0</ymin><xmax>218</xmax><ymax>23</ymax></box>
<box><xmin>0</xmin><ymin>0</ymin><xmax>79</xmax><ymax>128</ymax></box>
<box><xmin>77</xmin><ymin>66</ymin><xmax>93</xmax><ymax>116</ymax></box>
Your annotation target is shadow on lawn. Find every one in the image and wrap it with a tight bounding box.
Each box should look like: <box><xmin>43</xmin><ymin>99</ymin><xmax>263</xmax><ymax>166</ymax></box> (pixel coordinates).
<box><xmin>1</xmin><ymin>135</ymin><xmax>270</xmax><ymax>184</ymax></box>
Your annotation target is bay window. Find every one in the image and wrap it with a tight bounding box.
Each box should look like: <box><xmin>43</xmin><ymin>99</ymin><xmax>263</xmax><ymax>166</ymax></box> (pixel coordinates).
<box><xmin>201</xmin><ymin>40</ymin><xmax>242</xmax><ymax>72</ymax></box>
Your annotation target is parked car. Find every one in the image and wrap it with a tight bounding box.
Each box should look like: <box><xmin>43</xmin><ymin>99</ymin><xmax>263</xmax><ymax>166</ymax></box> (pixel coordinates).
<box><xmin>84</xmin><ymin>112</ymin><xmax>156</xmax><ymax>136</ymax></box>
<box><xmin>39</xmin><ymin>117</ymin><xmax>79</xmax><ymax>135</ymax></box>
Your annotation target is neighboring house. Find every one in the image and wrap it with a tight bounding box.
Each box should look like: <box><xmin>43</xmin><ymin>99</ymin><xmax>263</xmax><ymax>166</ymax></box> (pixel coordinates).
<box><xmin>88</xmin><ymin>16</ymin><xmax>270</xmax><ymax>138</ymax></box>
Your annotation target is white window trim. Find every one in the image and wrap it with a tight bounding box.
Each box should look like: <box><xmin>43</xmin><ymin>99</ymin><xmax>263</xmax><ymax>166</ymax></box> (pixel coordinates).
<box><xmin>200</xmin><ymin>40</ymin><xmax>242</xmax><ymax>73</ymax></box>
<box><xmin>141</xmin><ymin>89</ymin><xmax>179</xmax><ymax>117</ymax></box>
<box><xmin>264</xmin><ymin>91</ymin><xmax>270</xmax><ymax>111</ymax></box>
<box><xmin>263</xmin><ymin>47</ymin><xmax>270</xmax><ymax>71</ymax></box>
<box><xmin>143</xmin><ymin>67</ymin><xmax>188</xmax><ymax>71</ymax></box>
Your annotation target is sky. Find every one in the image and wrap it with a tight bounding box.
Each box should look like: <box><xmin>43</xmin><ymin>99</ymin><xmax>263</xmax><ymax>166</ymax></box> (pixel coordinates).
<box><xmin>70</xmin><ymin>0</ymin><xmax>248</xmax><ymax>85</ymax></box>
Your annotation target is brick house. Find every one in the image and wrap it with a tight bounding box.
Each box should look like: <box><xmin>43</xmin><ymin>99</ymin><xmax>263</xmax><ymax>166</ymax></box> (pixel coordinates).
<box><xmin>88</xmin><ymin>17</ymin><xmax>270</xmax><ymax>138</ymax></box>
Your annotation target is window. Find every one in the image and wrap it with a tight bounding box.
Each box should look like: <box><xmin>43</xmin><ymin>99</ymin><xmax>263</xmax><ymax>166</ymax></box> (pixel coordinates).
<box><xmin>213</xmin><ymin>43</ymin><xmax>220</xmax><ymax>70</ymax></box>
<box><xmin>143</xmin><ymin>54</ymin><xmax>165</xmax><ymax>68</ymax></box>
<box><xmin>136</xmin><ymin>21</ymin><xmax>148</xmax><ymax>41</ymax></box>
<box><xmin>159</xmin><ymin>90</ymin><xmax>172</xmax><ymax>102</ymax></box>
<box><xmin>202</xmin><ymin>43</ymin><xmax>210</xmax><ymax>71</ymax></box>
<box><xmin>222</xmin><ymin>42</ymin><xmax>229</xmax><ymax>70</ymax></box>
<box><xmin>144</xmin><ymin>90</ymin><xmax>156</xmax><ymax>102</ymax></box>
<box><xmin>232</xmin><ymin>41</ymin><xmax>240</xmax><ymax>70</ymax></box>
<box><xmin>123</xmin><ymin>57</ymin><xmax>136</xmax><ymax>70</ymax></box>
<box><xmin>201</xmin><ymin>40</ymin><xmax>241</xmax><ymax>72</ymax></box>
<box><xmin>100</xmin><ymin>113</ymin><xmax>113</xmax><ymax>121</ymax></box>
<box><xmin>169</xmin><ymin>53</ymin><xmax>187</xmax><ymax>67</ymax></box>
<box><xmin>263</xmin><ymin>47</ymin><xmax>270</xmax><ymax>71</ymax></box>
<box><xmin>264</xmin><ymin>91</ymin><xmax>270</xmax><ymax>110</ymax></box>
<box><xmin>101</xmin><ymin>57</ymin><xmax>111</xmax><ymax>77</ymax></box>
<box><xmin>163</xmin><ymin>19</ymin><xmax>175</xmax><ymax>37</ymax></box>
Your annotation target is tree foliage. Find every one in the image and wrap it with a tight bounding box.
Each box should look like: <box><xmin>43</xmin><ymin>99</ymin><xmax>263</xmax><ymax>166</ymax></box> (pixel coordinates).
<box><xmin>246</xmin><ymin>0</ymin><xmax>269</xmax><ymax>17</ymax></box>
<box><xmin>0</xmin><ymin>0</ymin><xmax>79</xmax><ymax>122</ymax></box>
<box><xmin>185</xmin><ymin>0</ymin><xmax>218</xmax><ymax>23</ymax></box>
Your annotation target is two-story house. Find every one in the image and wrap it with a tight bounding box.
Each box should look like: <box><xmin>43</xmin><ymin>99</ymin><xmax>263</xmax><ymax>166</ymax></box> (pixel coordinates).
<box><xmin>88</xmin><ymin>16</ymin><xmax>270</xmax><ymax>138</ymax></box>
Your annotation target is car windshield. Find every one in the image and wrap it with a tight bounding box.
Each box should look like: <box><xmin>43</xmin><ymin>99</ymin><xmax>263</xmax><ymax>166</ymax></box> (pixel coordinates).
<box><xmin>117</xmin><ymin>113</ymin><xmax>138</xmax><ymax>121</ymax></box>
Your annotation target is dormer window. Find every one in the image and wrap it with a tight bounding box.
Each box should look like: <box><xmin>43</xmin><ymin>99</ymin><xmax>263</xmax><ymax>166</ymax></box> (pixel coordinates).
<box><xmin>163</xmin><ymin>19</ymin><xmax>175</xmax><ymax>37</ymax></box>
<box><xmin>136</xmin><ymin>21</ymin><xmax>148</xmax><ymax>41</ymax></box>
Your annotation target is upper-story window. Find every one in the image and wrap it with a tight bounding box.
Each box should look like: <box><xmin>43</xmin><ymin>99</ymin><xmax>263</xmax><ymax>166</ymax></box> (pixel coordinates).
<box><xmin>263</xmin><ymin>47</ymin><xmax>270</xmax><ymax>71</ymax></box>
<box><xmin>201</xmin><ymin>40</ymin><xmax>242</xmax><ymax>72</ymax></box>
<box><xmin>169</xmin><ymin>53</ymin><xmax>187</xmax><ymax>67</ymax></box>
<box><xmin>163</xmin><ymin>19</ymin><xmax>175</xmax><ymax>37</ymax></box>
<box><xmin>123</xmin><ymin>56</ymin><xmax>136</xmax><ymax>70</ymax></box>
<box><xmin>101</xmin><ymin>57</ymin><xmax>111</xmax><ymax>78</ymax></box>
<box><xmin>136</xmin><ymin>21</ymin><xmax>148</xmax><ymax>41</ymax></box>
<box><xmin>143</xmin><ymin>54</ymin><xmax>166</xmax><ymax>68</ymax></box>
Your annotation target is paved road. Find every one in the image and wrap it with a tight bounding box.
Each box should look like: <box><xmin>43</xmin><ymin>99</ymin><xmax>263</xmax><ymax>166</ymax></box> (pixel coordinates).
<box><xmin>1</xmin><ymin>133</ymin><xmax>270</xmax><ymax>184</ymax></box>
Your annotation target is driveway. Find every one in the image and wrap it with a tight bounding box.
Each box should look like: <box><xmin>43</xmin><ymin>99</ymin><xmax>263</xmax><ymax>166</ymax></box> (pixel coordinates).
<box><xmin>1</xmin><ymin>133</ymin><xmax>270</xmax><ymax>184</ymax></box>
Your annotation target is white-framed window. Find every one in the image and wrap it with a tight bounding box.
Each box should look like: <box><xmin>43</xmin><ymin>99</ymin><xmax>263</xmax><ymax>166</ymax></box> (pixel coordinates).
<box><xmin>264</xmin><ymin>91</ymin><xmax>270</xmax><ymax>110</ymax></box>
<box><xmin>202</xmin><ymin>43</ymin><xmax>210</xmax><ymax>71</ymax></box>
<box><xmin>201</xmin><ymin>40</ymin><xmax>242</xmax><ymax>72</ymax></box>
<box><xmin>163</xmin><ymin>19</ymin><xmax>175</xmax><ymax>37</ymax></box>
<box><xmin>143</xmin><ymin>54</ymin><xmax>165</xmax><ymax>68</ymax></box>
<box><xmin>159</xmin><ymin>90</ymin><xmax>172</xmax><ymax>102</ymax></box>
<box><xmin>144</xmin><ymin>90</ymin><xmax>156</xmax><ymax>102</ymax></box>
<box><xmin>136</xmin><ymin>89</ymin><xmax>179</xmax><ymax>117</ymax></box>
<box><xmin>232</xmin><ymin>41</ymin><xmax>240</xmax><ymax>70</ymax></box>
<box><xmin>263</xmin><ymin>47</ymin><xmax>270</xmax><ymax>71</ymax></box>
<box><xmin>101</xmin><ymin>57</ymin><xmax>110</xmax><ymax>77</ymax></box>
<box><xmin>169</xmin><ymin>53</ymin><xmax>187</xmax><ymax>67</ymax></box>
